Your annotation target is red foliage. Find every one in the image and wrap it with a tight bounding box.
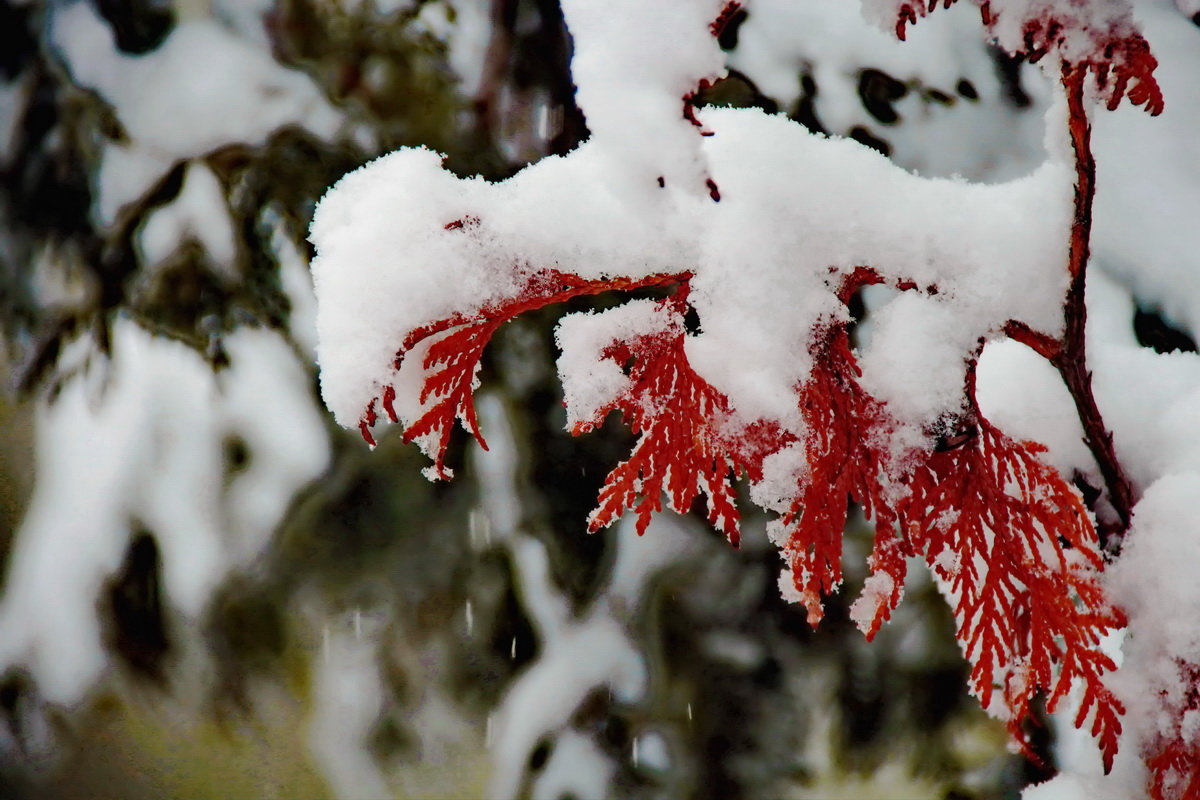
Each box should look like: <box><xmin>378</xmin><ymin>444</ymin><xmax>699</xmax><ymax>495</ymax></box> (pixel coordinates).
<box><xmin>368</xmin><ymin>250</ymin><xmax>1129</xmax><ymax>775</ymax></box>
<box><xmin>577</xmin><ymin>292</ymin><xmax>788</xmax><ymax>545</ymax></box>
<box><xmin>775</xmin><ymin>314</ymin><xmax>1124</xmax><ymax>765</ymax></box>
<box><xmin>898</xmin><ymin>420</ymin><xmax>1124</xmax><ymax>769</ymax></box>
<box><xmin>357</xmin><ymin>0</ymin><xmax>1162</xmax><ymax>772</ymax></box>
<box><xmin>893</xmin><ymin>0</ymin><xmax>1163</xmax><ymax>115</ymax></box>
<box><xmin>780</xmin><ymin>324</ymin><xmax>900</xmax><ymax>627</ymax></box>
<box><xmin>358</xmin><ymin>267</ymin><xmax>687</xmax><ymax>468</ymax></box>
<box><xmin>1146</xmin><ymin>663</ymin><xmax>1200</xmax><ymax>800</ymax></box>
<box><xmin>710</xmin><ymin>1</ymin><xmax>744</xmax><ymax>38</ymax></box>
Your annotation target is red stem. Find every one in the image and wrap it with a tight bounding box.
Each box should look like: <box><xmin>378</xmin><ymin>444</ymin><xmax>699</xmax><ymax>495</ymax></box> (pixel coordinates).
<box><xmin>1053</xmin><ymin>64</ymin><xmax>1135</xmax><ymax>545</ymax></box>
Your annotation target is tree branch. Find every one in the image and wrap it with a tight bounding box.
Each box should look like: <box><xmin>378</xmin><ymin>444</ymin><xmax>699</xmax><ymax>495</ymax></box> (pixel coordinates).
<box><xmin>1052</xmin><ymin>64</ymin><xmax>1136</xmax><ymax>546</ymax></box>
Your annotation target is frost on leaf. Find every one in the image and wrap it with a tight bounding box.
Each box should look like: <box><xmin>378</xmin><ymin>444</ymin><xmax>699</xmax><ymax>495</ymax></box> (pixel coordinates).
<box><xmin>899</xmin><ymin>419</ymin><xmax>1125</xmax><ymax>769</ymax></box>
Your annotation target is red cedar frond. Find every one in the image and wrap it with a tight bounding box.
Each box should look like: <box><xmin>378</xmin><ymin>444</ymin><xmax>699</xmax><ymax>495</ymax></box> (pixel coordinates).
<box><xmin>357</xmin><ymin>266</ymin><xmax>690</xmax><ymax>466</ymax></box>
<box><xmin>895</xmin><ymin>0</ymin><xmax>959</xmax><ymax>40</ymax></box>
<box><xmin>899</xmin><ymin>420</ymin><xmax>1124</xmax><ymax>769</ymax></box>
<box><xmin>401</xmin><ymin>318</ymin><xmax>502</xmax><ymax>479</ymax></box>
<box><xmin>1146</xmin><ymin>662</ymin><xmax>1200</xmax><ymax>800</ymax></box>
<box><xmin>710</xmin><ymin>1</ymin><xmax>743</xmax><ymax>37</ymax></box>
<box><xmin>1014</xmin><ymin>16</ymin><xmax>1163</xmax><ymax>115</ymax></box>
<box><xmin>783</xmin><ymin>326</ymin><xmax>904</xmax><ymax>628</ymax></box>
<box><xmin>584</xmin><ymin>306</ymin><xmax>787</xmax><ymax>546</ymax></box>
<box><xmin>892</xmin><ymin>0</ymin><xmax>1163</xmax><ymax>115</ymax></box>
<box><xmin>1149</xmin><ymin>742</ymin><xmax>1200</xmax><ymax>800</ymax></box>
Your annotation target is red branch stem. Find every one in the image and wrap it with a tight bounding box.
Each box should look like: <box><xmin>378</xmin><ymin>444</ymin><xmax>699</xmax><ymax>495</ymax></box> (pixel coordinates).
<box><xmin>1053</xmin><ymin>64</ymin><xmax>1135</xmax><ymax>545</ymax></box>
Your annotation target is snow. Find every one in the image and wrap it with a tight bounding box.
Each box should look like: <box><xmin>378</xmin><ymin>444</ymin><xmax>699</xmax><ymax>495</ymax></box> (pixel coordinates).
<box><xmin>50</xmin><ymin>1</ymin><xmax>341</xmax><ymax>225</ymax></box>
<box><xmin>138</xmin><ymin>162</ymin><xmax>237</xmax><ymax>275</ymax></box>
<box><xmin>6</xmin><ymin>0</ymin><xmax>1196</xmax><ymax>795</ymax></box>
<box><xmin>555</xmin><ymin>300</ymin><xmax>677</xmax><ymax>430</ymax></box>
<box><xmin>309</xmin><ymin>627</ymin><xmax>392</xmax><ymax>800</ymax></box>
<box><xmin>730</xmin><ymin>0</ymin><xmax>1052</xmax><ymax>181</ymax></box>
<box><xmin>1091</xmin><ymin>0</ymin><xmax>1200</xmax><ymax>337</ymax></box>
<box><xmin>0</xmin><ymin>320</ymin><xmax>329</xmax><ymax>705</ymax></box>
<box><xmin>471</xmin><ymin>396</ymin><xmax>674</xmax><ymax>799</ymax></box>
<box><xmin>313</xmin><ymin>102</ymin><xmax>1075</xmax><ymax>446</ymax></box>
<box><xmin>309</xmin><ymin>0</ymin><xmax>1200</xmax><ymax>794</ymax></box>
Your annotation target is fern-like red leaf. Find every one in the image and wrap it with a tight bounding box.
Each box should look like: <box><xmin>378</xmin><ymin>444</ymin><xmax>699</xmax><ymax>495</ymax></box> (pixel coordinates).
<box><xmin>899</xmin><ymin>420</ymin><xmax>1125</xmax><ymax>769</ymax></box>
<box><xmin>583</xmin><ymin>304</ymin><xmax>784</xmax><ymax>545</ymax></box>
<box><xmin>356</xmin><ymin>264</ymin><xmax>689</xmax><ymax>475</ymax></box>
<box><xmin>782</xmin><ymin>325</ymin><xmax>904</xmax><ymax>627</ymax></box>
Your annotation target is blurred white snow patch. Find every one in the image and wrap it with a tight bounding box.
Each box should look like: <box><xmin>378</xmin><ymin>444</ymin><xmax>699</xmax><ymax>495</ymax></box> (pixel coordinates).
<box><xmin>308</xmin><ymin>629</ymin><xmax>391</xmax><ymax>800</ymax></box>
<box><xmin>50</xmin><ymin>0</ymin><xmax>341</xmax><ymax>224</ymax></box>
<box><xmin>427</xmin><ymin>0</ymin><xmax>491</xmax><ymax>94</ymax></box>
<box><xmin>731</xmin><ymin>0</ymin><xmax>1049</xmax><ymax>181</ymax></box>
<box><xmin>488</xmin><ymin>514</ymin><xmax>688</xmax><ymax>798</ymax></box>
<box><xmin>529</xmin><ymin>730</ymin><xmax>613</xmax><ymax>800</ymax></box>
<box><xmin>219</xmin><ymin>328</ymin><xmax>330</xmax><ymax>562</ymax></box>
<box><xmin>0</xmin><ymin>319</ymin><xmax>328</xmax><ymax>705</ymax></box>
<box><xmin>270</xmin><ymin>211</ymin><xmax>321</xmax><ymax>359</ymax></box>
<box><xmin>138</xmin><ymin>162</ymin><xmax>237</xmax><ymax>276</ymax></box>
<box><xmin>607</xmin><ymin>513</ymin><xmax>698</xmax><ymax>609</ymax></box>
<box><xmin>634</xmin><ymin>729</ymin><xmax>670</xmax><ymax>772</ymax></box>
<box><xmin>210</xmin><ymin>0</ymin><xmax>276</xmax><ymax>42</ymax></box>
<box><xmin>471</xmin><ymin>393</ymin><xmax>522</xmax><ymax>537</ymax></box>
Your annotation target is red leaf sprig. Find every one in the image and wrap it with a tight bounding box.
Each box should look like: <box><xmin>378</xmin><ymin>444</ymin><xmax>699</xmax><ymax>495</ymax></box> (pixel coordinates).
<box><xmin>358</xmin><ymin>265</ymin><xmax>688</xmax><ymax>477</ymax></box>
<box><xmin>777</xmin><ymin>273</ymin><xmax>1124</xmax><ymax>765</ymax></box>
<box><xmin>580</xmin><ymin>288</ymin><xmax>792</xmax><ymax>545</ymax></box>
<box><xmin>1146</xmin><ymin>662</ymin><xmax>1200</xmax><ymax>800</ymax></box>
<box><xmin>893</xmin><ymin>0</ymin><xmax>1163</xmax><ymax>115</ymax></box>
<box><xmin>781</xmin><ymin>322</ymin><xmax>902</xmax><ymax>628</ymax></box>
<box><xmin>899</xmin><ymin>419</ymin><xmax>1125</xmax><ymax>769</ymax></box>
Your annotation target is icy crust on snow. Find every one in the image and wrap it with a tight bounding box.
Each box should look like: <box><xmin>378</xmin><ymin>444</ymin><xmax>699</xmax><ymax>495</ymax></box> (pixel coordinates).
<box><xmin>312</xmin><ymin>104</ymin><xmax>1073</xmax><ymax>456</ymax></box>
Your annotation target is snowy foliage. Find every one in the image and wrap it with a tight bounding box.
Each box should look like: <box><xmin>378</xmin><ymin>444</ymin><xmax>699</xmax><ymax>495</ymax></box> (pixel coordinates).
<box><xmin>310</xmin><ymin>0</ymin><xmax>1200</xmax><ymax>796</ymax></box>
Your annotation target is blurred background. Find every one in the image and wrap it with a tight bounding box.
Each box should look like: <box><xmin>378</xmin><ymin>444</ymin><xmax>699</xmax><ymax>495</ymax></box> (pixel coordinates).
<box><xmin>1</xmin><ymin>1</ymin><xmax>1195</xmax><ymax>798</ymax></box>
